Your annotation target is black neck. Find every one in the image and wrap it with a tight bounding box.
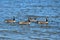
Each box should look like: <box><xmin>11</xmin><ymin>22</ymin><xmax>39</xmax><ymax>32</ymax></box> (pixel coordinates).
<box><xmin>13</xmin><ymin>17</ymin><xmax>15</xmax><ymax>21</ymax></box>
<box><xmin>46</xmin><ymin>18</ymin><xmax>48</xmax><ymax>22</ymax></box>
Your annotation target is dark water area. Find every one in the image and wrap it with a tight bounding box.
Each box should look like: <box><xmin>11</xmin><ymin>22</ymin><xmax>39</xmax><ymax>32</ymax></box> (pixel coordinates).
<box><xmin>0</xmin><ymin>0</ymin><xmax>60</xmax><ymax>40</ymax></box>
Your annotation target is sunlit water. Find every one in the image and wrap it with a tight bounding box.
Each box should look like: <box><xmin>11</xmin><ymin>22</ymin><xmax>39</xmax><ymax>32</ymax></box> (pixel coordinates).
<box><xmin>0</xmin><ymin>0</ymin><xmax>60</xmax><ymax>40</ymax></box>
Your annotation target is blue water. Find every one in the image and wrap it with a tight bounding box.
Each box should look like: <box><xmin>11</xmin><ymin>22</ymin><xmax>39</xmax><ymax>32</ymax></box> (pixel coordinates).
<box><xmin>0</xmin><ymin>0</ymin><xmax>60</xmax><ymax>40</ymax></box>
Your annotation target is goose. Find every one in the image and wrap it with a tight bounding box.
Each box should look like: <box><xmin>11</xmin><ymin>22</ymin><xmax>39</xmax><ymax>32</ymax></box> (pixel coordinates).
<box><xmin>18</xmin><ymin>21</ymin><xmax>30</xmax><ymax>25</ymax></box>
<box><xmin>28</xmin><ymin>17</ymin><xmax>37</xmax><ymax>22</ymax></box>
<box><xmin>5</xmin><ymin>16</ymin><xmax>16</xmax><ymax>23</ymax></box>
<box><xmin>37</xmin><ymin>17</ymin><xmax>48</xmax><ymax>24</ymax></box>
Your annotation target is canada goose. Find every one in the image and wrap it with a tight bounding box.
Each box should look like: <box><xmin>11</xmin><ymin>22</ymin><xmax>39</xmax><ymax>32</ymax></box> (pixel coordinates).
<box><xmin>38</xmin><ymin>21</ymin><xmax>48</xmax><ymax>24</ymax></box>
<box><xmin>5</xmin><ymin>17</ymin><xmax>16</xmax><ymax>23</ymax></box>
<box><xmin>28</xmin><ymin>17</ymin><xmax>37</xmax><ymax>22</ymax></box>
<box><xmin>18</xmin><ymin>21</ymin><xmax>30</xmax><ymax>25</ymax></box>
<box><xmin>37</xmin><ymin>17</ymin><xmax>48</xmax><ymax>24</ymax></box>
